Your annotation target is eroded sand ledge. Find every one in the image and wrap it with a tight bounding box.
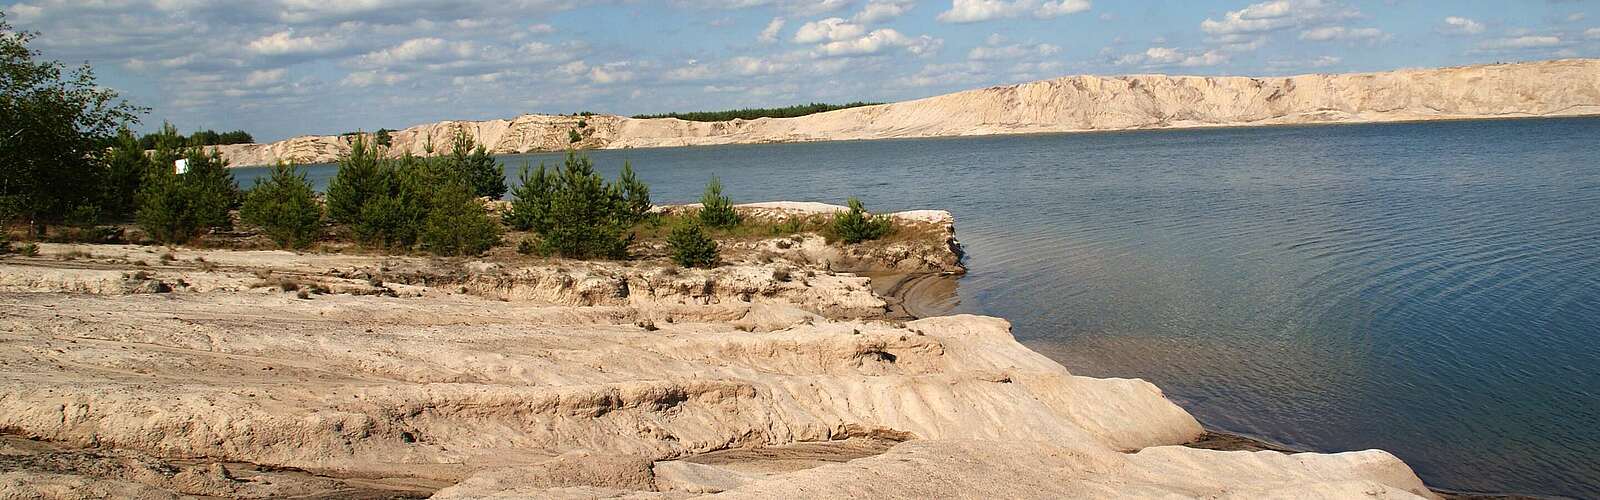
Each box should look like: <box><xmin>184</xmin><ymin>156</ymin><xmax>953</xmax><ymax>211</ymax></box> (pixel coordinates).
<box><xmin>212</xmin><ymin>59</ymin><xmax>1600</xmax><ymax>168</ymax></box>
<box><xmin>0</xmin><ymin>206</ymin><xmax>1438</xmax><ymax>498</ymax></box>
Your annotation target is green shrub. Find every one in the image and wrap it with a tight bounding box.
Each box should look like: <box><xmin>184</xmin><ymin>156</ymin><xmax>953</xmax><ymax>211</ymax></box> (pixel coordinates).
<box><xmin>568</xmin><ymin>129</ymin><xmax>582</xmax><ymax>144</ymax></box>
<box><xmin>504</xmin><ymin>162</ymin><xmax>552</xmax><ymax>231</ymax></box>
<box><xmin>101</xmin><ymin>127</ymin><xmax>153</xmax><ymax>221</ymax></box>
<box><xmin>832</xmin><ymin>197</ymin><xmax>893</xmax><ymax>244</ymax></box>
<box><xmin>240</xmin><ymin>162</ymin><xmax>322</xmax><ymax>249</ymax></box>
<box><xmin>419</xmin><ymin>184</ymin><xmax>502</xmax><ymax>256</ymax></box>
<box><xmin>698</xmin><ymin>176</ymin><xmax>739</xmax><ymax>228</ymax></box>
<box><xmin>134</xmin><ymin>147</ymin><xmax>238</xmax><ymax>245</ymax></box>
<box><xmin>615</xmin><ymin>161</ymin><xmax>651</xmax><ymax>224</ymax></box>
<box><xmin>668</xmin><ymin>223</ymin><xmax>718</xmax><ymax>268</ymax></box>
<box><xmin>446</xmin><ymin>128</ymin><xmax>506</xmax><ymax>199</ymax></box>
<box><xmin>537</xmin><ymin>152</ymin><xmax>630</xmax><ymax>259</ymax></box>
<box><xmin>326</xmin><ymin>135</ymin><xmax>386</xmax><ymax>224</ymax></box>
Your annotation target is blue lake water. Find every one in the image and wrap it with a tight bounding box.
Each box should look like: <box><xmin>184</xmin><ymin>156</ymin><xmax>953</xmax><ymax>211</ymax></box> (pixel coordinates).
<box><xmin>234</xmin><ymin>117</ymin><xmax>1600</xmax><ymax>497</ymax></box>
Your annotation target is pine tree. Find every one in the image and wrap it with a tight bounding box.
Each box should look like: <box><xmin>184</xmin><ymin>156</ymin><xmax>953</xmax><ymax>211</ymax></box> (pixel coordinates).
<box><xmin>832</xmin><ymin>197</ymin><xmax>893</xmax><ymax>244</ymax></box>
<box><xmin>326</xmin><ymin>134</ymin><xmax>385</xmax><ymax>223</ymax></box>
<box><xmin>668</xmin><ymin>222</ymin><xmax>718</xmax><ymax>268</ymax></box>
<box><xmin>447</xmin><ymin>127</ymin><xmax>506</xmax><ymax>199</ymax></box>
<box><xmin>504</xmin><ymin>162</ymin><xmax>552</xmax><ymax>231</ymax></box>
<box><xmin>698</xmin><ymin>175</ymin><xmax>739</xmax><ymax>228</ymax></box>
<box><xmin>616</xmin><ymin>161</ymin><xmax>651</xmax><ymax>224</ymax></box>
<box><xmin>240</xmin><ymin>162</ymin><xmax>322</xmax><ymax>249</ymax></box>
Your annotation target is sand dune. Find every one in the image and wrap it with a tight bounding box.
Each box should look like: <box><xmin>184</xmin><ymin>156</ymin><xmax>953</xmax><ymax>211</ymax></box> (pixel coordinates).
<box><xmin>214</xmin><ymin>59</ymin><xmax>1600</xmax><ymax>167</ymax></box>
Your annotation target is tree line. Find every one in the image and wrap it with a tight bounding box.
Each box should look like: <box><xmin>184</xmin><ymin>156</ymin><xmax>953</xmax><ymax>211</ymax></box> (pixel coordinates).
<box><xmin>3</xmin><ymin>11</ymin><xmax>898</xmax><ymax>263</ymax></box>
<box><xmin>137</xmin><ymin>128</ymin><xmax>254</xmax><ymax>150</ymax></box>
<box><xmin>631</xmin><ymin>102</ymin><xmax>882</xmax><ymax>122</ymax></box>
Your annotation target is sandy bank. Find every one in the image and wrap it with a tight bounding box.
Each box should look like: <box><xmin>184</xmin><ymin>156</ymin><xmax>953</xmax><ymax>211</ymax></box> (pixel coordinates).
<box><xmin>0</xmin><ymin>207</ymin><xmax>1439</xmax><ymax>498</ymax></box>
<box><xmin>212</xmin><ymin>59</ymin><xmax>1600</xmax><ymax>167</ymax></box>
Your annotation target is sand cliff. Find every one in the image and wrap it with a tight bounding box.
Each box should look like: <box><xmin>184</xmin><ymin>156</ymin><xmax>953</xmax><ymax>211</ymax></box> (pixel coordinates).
<box><xmin>0</xmin><ymin>205</ymin><xmax>1439</xmax><ymax>498</ymax></box>
<box><xmin>214</xmin><ymin>59</ymin><xmax>1600</xmax><ymax>167</ymax></box>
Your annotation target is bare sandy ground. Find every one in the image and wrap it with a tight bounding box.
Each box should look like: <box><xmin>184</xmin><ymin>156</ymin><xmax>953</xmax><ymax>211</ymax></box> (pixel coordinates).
<box><xmin>213</xmin><ymin>59</ymin><xmax>1600</xmax><ymax>167</ymax></box>
<box><xmin>0</xmin><ymin>209</ymin><xmax>1440</xmax><ymax>498</ymax></box>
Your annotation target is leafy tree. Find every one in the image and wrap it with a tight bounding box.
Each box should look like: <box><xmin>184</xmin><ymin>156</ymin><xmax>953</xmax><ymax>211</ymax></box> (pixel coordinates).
<box><xmin>326</xmin><ymin>134</ymin><xmax>386</xmax><ymax>223</ymax></box>
<box><xmin>667</xmin><ymin>222</ymin><xmax>718</xmax><ymax>268</ymax></box>
<box><xmin>698</xmin><ymin>175</ymin><xmax>739</xmax><ymax>228</ymax></box>
<box><xmin>446</xmin><ymin>127</ymin><xmax>506</xmax><ymax>199</ymax></box>
<box><xmin>374</xmin><ymin>128</ymin><xmax>393</xmax><ymax>147</ymax></box>
<box><xmin>503</xmin><ymin>162</ymin><xmax>552</xmax><ymax>231</ymax></box>
<box><xmin>615</xmin><ymin>161</ymin><xmax>651</xmax><ymax>224</ymax></box>
<box><xmin>240</xmin><ymin>162</ymin><xmax>322</xmax><ymax>249</ymax></box>
<box><xmin>420</xmin><ymin>183</ymin><xmax>502</xmax><ymax>256</ymax></box>
<box><xmin>832</xmin><ymin>197</ymin><xmax>893</xmax><ymax>244</ymax></box>
<box><xmin>1</xmin><ymin>13</ymin><xmax>143</xmax><ymax>232</ymax></box>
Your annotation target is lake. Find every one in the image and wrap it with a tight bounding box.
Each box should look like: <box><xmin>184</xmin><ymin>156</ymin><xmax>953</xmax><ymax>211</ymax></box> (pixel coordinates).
<box><xmin>235</xmin><ymin>117</ymin><xmax>1600</xmax><ymax>498</ymax></box>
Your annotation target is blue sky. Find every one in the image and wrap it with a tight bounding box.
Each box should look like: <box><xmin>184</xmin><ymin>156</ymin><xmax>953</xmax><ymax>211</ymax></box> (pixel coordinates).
<box><xmin>6</xmin><ymin>1</ymin><xmax>1597</xmax><ymax>141</ymax></box>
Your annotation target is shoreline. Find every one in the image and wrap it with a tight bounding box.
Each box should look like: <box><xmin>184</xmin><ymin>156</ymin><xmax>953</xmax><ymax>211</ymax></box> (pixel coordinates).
<box><xmin>0</xmin><ymin>206</ymin><xmax>1453</xmax><ymax>498</ymax></box>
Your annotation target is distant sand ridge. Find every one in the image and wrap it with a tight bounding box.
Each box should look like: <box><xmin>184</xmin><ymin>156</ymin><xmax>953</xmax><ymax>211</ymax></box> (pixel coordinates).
<box><xmin>214</xmin><ymin>59</ymin><xmax>1600</xmax><ymax>167</ymax></box>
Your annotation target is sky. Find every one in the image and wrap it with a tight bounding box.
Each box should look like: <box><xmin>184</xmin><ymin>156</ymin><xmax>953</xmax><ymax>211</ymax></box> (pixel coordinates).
<box><xmin>6</xmin><ymin>0</ymin><xmax>1598</xmax><ymax>141</ymax></box>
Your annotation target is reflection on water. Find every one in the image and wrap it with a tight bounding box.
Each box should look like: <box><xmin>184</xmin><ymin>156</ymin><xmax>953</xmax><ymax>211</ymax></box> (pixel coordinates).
<box><xmin>235</xmin><ymin>117</ymin><xmax>1600</xmax><ymax>498</ymax></box>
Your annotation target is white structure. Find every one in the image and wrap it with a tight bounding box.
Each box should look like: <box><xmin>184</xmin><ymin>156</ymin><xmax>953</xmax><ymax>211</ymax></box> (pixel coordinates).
<box><xmin>174</xmin><ymin>158</ymin><xmax>189</xmax><ymax>175</ymax></box>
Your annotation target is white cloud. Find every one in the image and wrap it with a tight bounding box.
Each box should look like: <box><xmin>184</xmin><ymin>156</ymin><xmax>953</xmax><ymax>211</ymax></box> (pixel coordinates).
<box><xmin>853</xmin><ymin>0</ymin><xmax>914</xmax><ymax>23</ymax></box>
<box><xmin>1476</xmin><ymin>35</ymin><xmax>1563</xmax><ymax>50</ymax></box>
<box><xmin>355</xmin><ymin>38</ymin><xmax>477</xmax><ymax>67</ymax></box>
<box><xmin>759</xmin><ymin>17</ymin><xmax>786</xmax><ymax>43</ymax></box>
<box><xmin>246</xmin><ymin>30</ymin><xmax>345</xmax><ymax>56</ymax></box>
<box><xmin>814</xmin><ymin>28</ymin><xmax>941</xmax><ymax>56</ymax></box>
<box><xmin>1299</xmin><ymin>26</ymin><xmax>1388</xmax><ymax>42</ymax></box>
<box><xmin>793</xmin><ymin>17</ymin><xmax>866</xmax><ymax>43</ymax></box>
<box><xmin>936</xmin><ymin>0</ymin><xmax>1091</xmax><ymax>24</ymax></box>
<box><xmin>340</xmin><ymin>70</ymin><xmax>409</xmax><ymax>87</ymax></box>
<box><xmin>587</xmin><ymin>62</ymin><xmax>635</xmax><ymax>84</ymax></box>
<box><xmin>1115</xmin><ymin>47</ymin><xmax>1229</xmax><ymax>68</ymax></box>
<box><xmin>243</xmin><ymin>68</ymin><xmax>287</xmax><ymax>87</ymax></box>
<box><xmin>1586</xmin><ymin>28</ymin><xmax>1600</xmax><ymax>40</ymax></box>
<box><xmin>1200</xmin><ymin>0</ymin><xmax>1358</xmax><ymax>36</ymax></box>
<box><xmin>968</xmin><ymin>40</ymin><xmax>1062</xmax><ymax>60</ymax></box>
<box><xmin>1441</xmin><ymin>16</ymin><xmax>1485</xmax><ymax>35</ymax></box>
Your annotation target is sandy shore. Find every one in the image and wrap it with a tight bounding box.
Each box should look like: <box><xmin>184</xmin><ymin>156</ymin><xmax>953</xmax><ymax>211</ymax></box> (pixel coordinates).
<box><xmin>0</xmin><ymin>206</ymin><xmax>1445</xmax><ymax>498</ymax></box>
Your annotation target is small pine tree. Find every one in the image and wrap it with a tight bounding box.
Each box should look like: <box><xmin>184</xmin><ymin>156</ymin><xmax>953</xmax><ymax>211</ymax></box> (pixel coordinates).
<box><xmin>448</xmin><ymin>128</ymin><xmax>506</xmax><ymax>199</ymax></box>
<box><xmin>698</xmin><ymin>175</ymin><xmax>739</xmax><ymax>228</ymax></box>
<box><xmin>134</xmin><ymin>144</ymin><xmax>238</xmax><ymax>245</ymax></box>
<box><xmin>504</xmin><ymin>162</ymin><xmax>552</xmax><ymax>231</ymax></box>
<box><xmin>568</xmin><ymin>129</ymin><xmax>582</xmax><ymax>144</ymax></box>
<box><xmin>668</xmin><ymin>222</ymin><xmax>718</xmax><ymax>268</ymax></box>
<box><xmin>101</xmin><ymin>127</ymin><xmax>152</xmax><ymax>221</ymax></box>
<box><xmin>537</xmin><ymin>151</ymin><xmax>630</xmax><ymax>259</ymax></box>
<box><xmin>240</xmin><ymin>162</ymin><xmax>322</xmax><ymax>249</ymax></box>
<box><xmin>832</xmin><ymin>197</ymin><xmax>893</xmax><ymax>244</ymax></box>
<box><xmin>420</xmin><ymin>183</ymin><xmax>502</xmax><ymax>256</ymax></box>
<box><xmin>326</xmin><ymin>135</ymin><xmax>386</xmax><ymax>223</ymax></box>
<box><xmin>616</xmin><ymin>161</ymin><xmax>651</xmax><ymax>224</ymax></box>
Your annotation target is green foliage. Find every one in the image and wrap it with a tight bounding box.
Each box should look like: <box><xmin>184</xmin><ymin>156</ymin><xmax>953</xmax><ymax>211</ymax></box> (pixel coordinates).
<box><xmin>326</xmin><ymin>135</ymin><xmax>386</xmax><ymax>223</ymax></box>
<box><xmin>375</xmin><ymin>128</ymin><xmax>393</xmax><ymax>147</ymax></box>
<box><xmin>615</xmin><ymin>161</ymin><xmax>651</xmax><ymax>223</ymax></box>
<box><xmin>240</xmin><ymin>163</ymin><xmax>322</xmax><ymax>249</ymax></box>
<box><xmin>667</xmin><ymin>222</ymin><xmax>718</xmax><ymax>268</ymax></box>
<box><xmin>503</xmin><ymin>162</ymin><xmax>552</xmax><ymax>231</ymax></box>
<box><xmin>445</xmin><ymin>128</ymin><xmax>506</xmax><ymax>199</ymax></box>
<box><xmin>101</xmin><ymin>127</ymin><xmax>153</xmax><ymax>220</ymax></box>
<box><xmin>134</xmin><ymin>146</ymin><xmax>239</xmax><ymax>245</ymax></box>
<box><xmin>697</xmin><ymin>176</ymin><xmax>739</xmax><ymax>228</ymax></box>
<box><xmin>632</xmin><ymin>102</ymin><xmax>881</xmax><ymax>122</ymax></box>
<box><xmin>136</xmin><ymin>128</ymin><xmax>252</xmax><ymax>149</ymax></box>
<box><xmin>506</xmin><ymin>151</ymin><xmax>637</xmax><ymax>259</ymax></box>
<box><xmin>419</xmin><ymin>183</ymin><xmax>502</xmax><ymax>256</ymax></box>
<box><xmin>1</xmin><ymin>13</ymin><xmax>144</xmax><ymax>229</ymax></box>
<box><xmin>832</xmin><ymin>197</ymin><xmax>893</xmax><ymax>244</ymax></box>
<box><xmin>567</xmin><ymin>129</ymin><xmax>582</xmax><ymax>144</ymax></box>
